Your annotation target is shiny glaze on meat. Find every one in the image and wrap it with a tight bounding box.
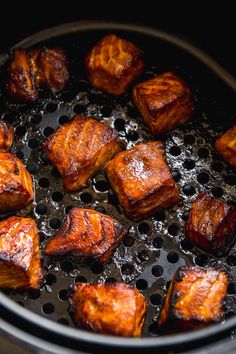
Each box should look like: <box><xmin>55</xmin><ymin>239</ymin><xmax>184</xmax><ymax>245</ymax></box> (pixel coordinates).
<box><xmin>7</xmin><ymin>49</ymin><xmax>37</xmax><ymax>101</ymax></box>
<box><xmin>215</xmin><ymin>124</ymin><xmax>236</xmax><ymax>168</ymax></box>
<box><xmin>85</xmin><ymin>34</ymin><xmax>143</xmax><ymax>95</ymax></box>
<box><xmin>45</xmin><ymin>208</ymin><xmax>127</xmax><ymax>263</ymax></box>
<box><xmin>106</xmin><ymin>141</ymin><xmax>180</xmax><ymax>221</ymax></box>
<box><xmin>8</xmin><ymin>48</ymin><xmax>68</xmax><ymax>101</ymax></box>
<box><xmin>43</xmin><ymin>115</ymin><xmax>123</xmax><ymax>192</ymax></box>
<box><xmin>185</xmin><ymin>193</ymin><xmax>236</xmax><ymax>253</ymax></box>
<box><xmin>71</xmin><ymin>282</ymin><xmax>147</xmax><ymax>337</ymax></box>
<box><xmin>0</xmin><ymin>152</ymin><xmax>34</xmax><ymax>214</ymax></box>
<box><xmin>158</xmin><ymin>266</ymin><xmax>228</xmax><ymax>332</ymax></box>
<box><xmin>133</xmin><ymin>72</ymin><xmax>194</xmax><ymax>136</ymax></box>
<box><xmin>0</xmin><ymin>120</ymin><xmax>13</xmax><ymax>151</ymax></box>
<box><xmin>0</xmin><ymin>216</ymin><xmax>42</xmax><ymax>289</ymax></box>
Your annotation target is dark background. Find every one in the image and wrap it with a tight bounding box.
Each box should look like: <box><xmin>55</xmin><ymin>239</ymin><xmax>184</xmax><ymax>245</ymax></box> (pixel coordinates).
<box><xmin>0</xmin><ymin>4</ymin><xmax>235</xmax><ymax>75</ymax></box>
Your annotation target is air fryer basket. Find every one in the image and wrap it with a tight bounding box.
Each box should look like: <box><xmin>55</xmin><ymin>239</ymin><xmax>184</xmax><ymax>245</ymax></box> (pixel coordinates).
<box><xmin>0</xmin><ymin>22</ymin><xmax>236</xmax><ymax>353</ymax></box>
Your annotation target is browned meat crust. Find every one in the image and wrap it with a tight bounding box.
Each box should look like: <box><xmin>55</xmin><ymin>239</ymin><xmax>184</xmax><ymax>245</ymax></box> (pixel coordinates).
<box><xmin>185</xmin><ymin>193</ymin><xmax>236</xmax><ymax>253</ymax></box>
<box><xmin>0</xmin><ymin>152</ymin><xmax>34</xmax><ymax>214</ymax></box>
<box><xmin>215</xmin><ymin>124</ymin><xmax>236</xmax><ymax>168</ymax></box>
<box><xmin>85</xmin><ymin>34</ymin><xmax>143</xmax><ymax>95</ymax></box>
<box><xmin>158</xmin><ymin>266</ymin><xmax>228</xmax><ymax>332</ymax></box>
<box><xmin>0</xmin><ymin>119</ymin><xmax>13</xmax><ymax>151</ymax></box>
<box><xmin>42</xmin><ymin>115</ymin><xmax>123</xmax><ymax>192</ymax></box>
<box><xmin>8</xmin><ymin>48</ymin><xmax>68</xmax><ymax>101</ymax></box>
<box><xmin>106</xmin><ymin>141</ymin><xmax>180</xmax><ymax>221</ymax></box>
<box><xmin>0</xmin><ymin>216</ymin><xmax>42</xmax><ymax>289</ymax></box>
<box><xmin>70</xmin><ymin>282</ymin><xmax>147</xmax><ymax>337</ymax></box>
<box><xmin>133</xmin><ymin>72</ymin><xmax>194</xmax><ymax>136</ymax></box>
<box><xmin>45</xmin><ymin>208</ymin><xmax>127</xmax><ymax>263</ymax></box>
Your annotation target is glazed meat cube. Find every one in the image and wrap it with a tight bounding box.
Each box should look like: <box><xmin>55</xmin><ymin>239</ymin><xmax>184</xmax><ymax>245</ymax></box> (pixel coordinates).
<box><xmin>30</xmin><ymin>48</ymin><xmax>69</xmax><ymax>91</ymax></box>
<box><xmin>0</xmin><ymin>152</ymin><xmax>34</xmax><ymax>214</ymax></box>
<box><xmin>85</xmin><ymin>34</ymin><xmax>143</xmax><ymax>95</ymax></box>
<box><xmin>7</xmin><ymin>48</ymin><xmax>37</xmax><ymax>101</ymax></box>
<box><xmin>215</xmin><ymin>124</ymin><xmax>236</xmax><ymax>168</ymax></box>
<box><xmin>158</xmin><ymin>266</ymin><xmax>228</xmax><ymax>331</ymax></box>
<box><xmin>106</xmin><ymin>141</ymin><xmax>180</xmax><ymax>221</ymax></box>
<box><xmin>7</xmin><ymin>47</ymin><xmax>68</xmax><ymax>101</ymax></box>
<box><xmin>70</xmin><ymin>282</ymin><xmax>147</xmax><ymax>337</ymax></box>
<box><xmin>0</xmin><ymin>120</ymin><xmax>13</xmax><ymax>151</ymax></box>
<box><xmin>185</xmin><ymin>193</ymin><xmax>236</xmax><ymax>254</ymax></box>
<box><xmin>45</xmin><ymin>208</ymin><xmax>127</xmax><ymax>263</ymax></box>
<box><xmin>133</xmin><ymin>72</ymin><xmax>194</xmax><ymax>136</ymax></box>
<box><xmin>0</xmin><ymin>216</ymin><xmax>42</xmax><ymax>289</ymax></box>
<box><xmin>42</xmin><ymin>115</ymin><xmax>123</xmax><ymax>192</ymax></box>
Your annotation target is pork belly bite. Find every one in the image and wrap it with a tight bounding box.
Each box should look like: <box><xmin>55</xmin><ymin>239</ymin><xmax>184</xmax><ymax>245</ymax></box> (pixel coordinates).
<box><xmin>158</xmin><ymin>266</ymin><xmax>228</xmax><ymax>332</ymax></box>
<box><xmin>133</xmin><ymin>72</ymin><xmax>194</xmax><ymax>136</ymax></box>
<box><xmin>70</xmin><ymin>282</ymin><xmax>147</xmax><ymax>337</ymax></box>
<box><xmin>106</xmin><ymin>141</ymin><xmax>180</xmax><ymax>221</ymax></box>
<box><xmin>0</xmin><ymin>120</ymin><xmax>13</xmax><ymax>151</ymax></box>
<box><xmin>0</xmin><ymin>152</ymin><xmax>34</xmax><ymax>214</ymax></box>
<box><xmin>42</xmin><ymin>115</ymin><xmax>123</xmax><ymax>192</ymax></box>
<box><xmin>215</xmin><ymin>124</ymin><xmax>236</xmax><ymax>168</ymax></box>
<box><xmin>0</xmin><ymin>216</ymin><xmax>42</xmax><ymax>289</ymax></box>
<box><xmin>7</xmin><ymin>47</ymin><xmax>68</xmax><ymax>101</ymax></box>
<box><xmin>45</xmin><ymin>208</ymin><xmax>127</xmax><ymax>263</ymax></box>
<box><xmin>85</xmin><ymin>34</ymin><xmax>143</xmax><ymax>95</ymax></box>
<box><xmin>185</xmin><ymin>194</ymin><xmax>236</xmax><ymax>254</ymax></box>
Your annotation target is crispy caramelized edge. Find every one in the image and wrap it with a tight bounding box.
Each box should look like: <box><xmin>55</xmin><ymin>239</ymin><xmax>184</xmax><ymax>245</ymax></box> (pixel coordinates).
<box><xmin>0</xmin><ymin>217</ymin><xmax>43</xmax><ymax>289</ymax></box>
<box><xmin>106</xmin><ymin>141</ymin><xmax>180</xmax><ymax>220</ymax></box>
<box><xmin>85</xmin><ymin>34</ymin><xmax>144</xmax><ymax>95</ymax></box>
<box><xmin>185</xmin><ymin>193</ymin><xmax>236</xmax><ymax>253</ymax></box>
<box><xmin>0</xmin><ymin>120</ymin><xmax>14</xmax><ymax>151</ymax></box>
<box><xmin>0</xmin><ymin>153</ymin><xmax>34</xmax><ymax>213</ymax></box>
<box><xmin>42</xmin><ymin>115</ymin><xmax>123</xmax><ymax>191</ymax></box>
<box><xmin>7</xmin><ymin>48</ymin><xmax>38</xmax><ymax>102</ymax></box>
<box><xmin>44</xmin><ymin>208</ymin><xmax>128</xmax><ymax>263</ymax></box>
<box><xmin>133</xmin><ymin>72</ymin><xmax>195</xmax><ymax>135</ymax></box>
<box><xmin>158</xmin><ymin>266</ymin><xmax>229</xmax><ymax>332</ymax></box>
<box><xmin>215</xmin><ymin>124</ymin><xmax>236</xmax><ymax>168</ymax></box>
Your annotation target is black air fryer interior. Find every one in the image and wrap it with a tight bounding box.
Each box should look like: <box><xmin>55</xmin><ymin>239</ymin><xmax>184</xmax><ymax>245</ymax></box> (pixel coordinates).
<box><xmin>0</xmin><ymin>22</ymin><xmax>236</xmax><ymax>353</ymax></box>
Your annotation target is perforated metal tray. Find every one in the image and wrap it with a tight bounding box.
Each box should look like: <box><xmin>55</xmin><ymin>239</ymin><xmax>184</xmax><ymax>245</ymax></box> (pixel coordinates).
<box><xmin>0</xmin><ymin>21</ymin><xmax>236</xmax><ymax>352</ymax></box>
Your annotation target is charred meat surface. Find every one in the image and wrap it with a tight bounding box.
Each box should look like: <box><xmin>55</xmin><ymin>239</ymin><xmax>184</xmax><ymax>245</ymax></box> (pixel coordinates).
<box><xmin>34</xmin><ymin>48</ymin><xmax>69</xmax><ymax>91</ymax></box>
<box><xmin>70</xmin><ymin>282</ymin><xmax>147</xmax><ymax>337</ymax></box>
<box><xmin>43</xmin><ymin>115</ymin><xmax>123</xmax><ymax>192</ymax></box>
<box><xmin>215</xmin><ymin>124</ymin><xmax>236</xmax><ymax>168</ymax></box>
<box><xmin>7</xmin><ymin>48</ymin><xmax>37</xmax><ymax>101</ymax></box>
<box><xmin>106</xmin><ymin>141</ymin><xmax>180</xmax><ymax>221</ymax></box>
<box><xmin>0</xmin><ymin>152</ymin><xmax>34</xmax><ymax>214</ymax></box>
<box><xmin>0</xmin><ymin>216</ymin><xmax>42</xmax><ymax>289</ymax></box>
<box><xmin>158</xmin><ymin>266</ymin><xmax>228</xmax><ymax>332</ymax></box>
<box><xmin>85</xmin><ymin>34</ymin><xmax>143</xmax><ymax>95</ymax></box>
<box><xmin>133</xmin><ymin>72</ymin><xmax>194</xmax><ymax>136</ymax></box>
<box><xmin>0</xmin><ymin>120</ymin><xmax>13</xmax><ymax>151</ymax></box>
<box><xmin>185</xmin><ymin>193</ymin><xmax>236</xmax><ymax>254</ymax></box>
<box><xmin>45</xmin><ymin>208</ymin><xmax>127</xmax><ymax>263</ymax></box>
<box><xmin>8</xmin><ymin>48</ymin><xmax>68</xmax><ymax>101</ymax></box>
